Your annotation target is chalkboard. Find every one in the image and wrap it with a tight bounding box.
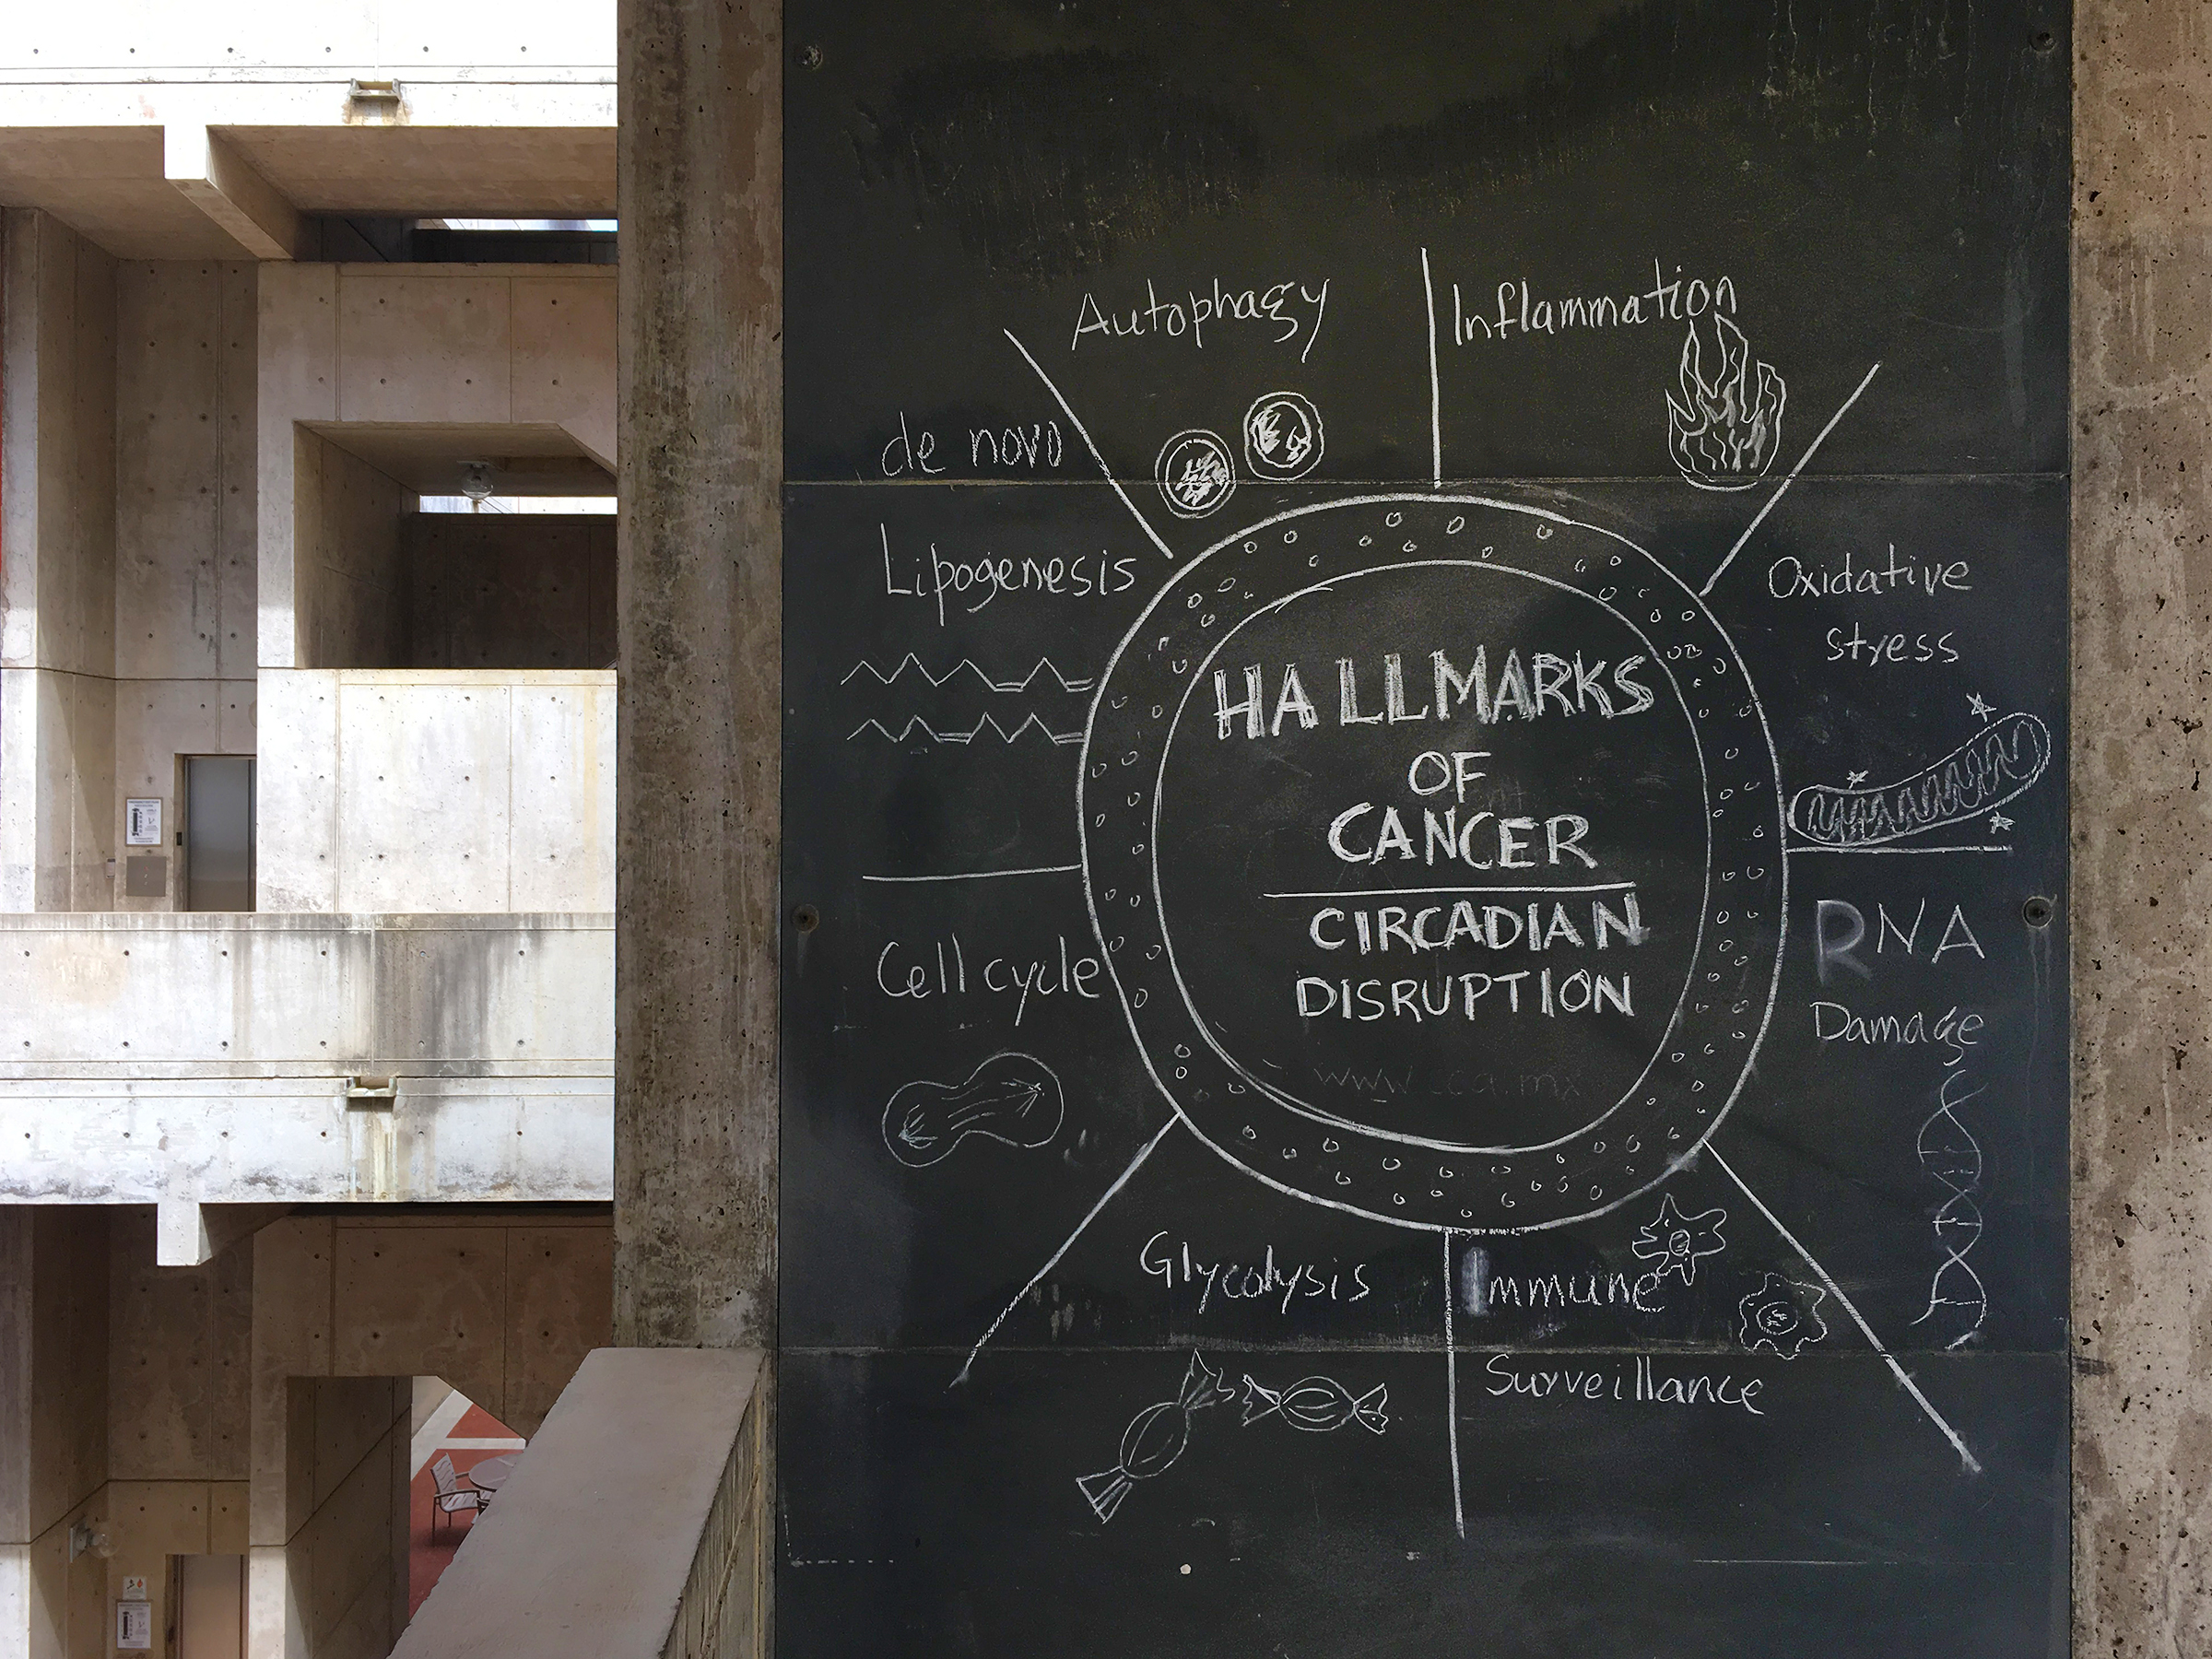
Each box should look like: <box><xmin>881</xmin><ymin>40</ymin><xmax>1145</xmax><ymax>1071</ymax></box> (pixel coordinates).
<box><xmin>781</xmin><ymin>4</ymin><xmax>2069</xmax><ymax>1653</ymax></box>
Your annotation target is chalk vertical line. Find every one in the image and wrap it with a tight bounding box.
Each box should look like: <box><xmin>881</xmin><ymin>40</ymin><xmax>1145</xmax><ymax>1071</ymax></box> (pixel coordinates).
<box><xmin>1699</xmin><ymin>360</ymin><xmax>1882</xmax><ymax>597</ymax></box>
<box><xmin>1420</xmin><ymin>248</ymin><xmax>1442</xmax><ymax>489</ymax></box>
<box><xmin>1710</xmin><ymin>1147</ymin><xmax>1983</xmax><ymax>1476</ymax></box>
<box><xmin>1441</xmin><ymin>1228</ymin><xmax>1465</xmax><ymax>1537</ymax></box>
<box><xmin>952</xmin><ymin>1115</ymin><xmax>1182</xmax><ymax>1385</ymax></box>
<box><xmin>1002</xmin><ymin>328</ymin><xmax>1176</xmax><ymax>561</ymax></box>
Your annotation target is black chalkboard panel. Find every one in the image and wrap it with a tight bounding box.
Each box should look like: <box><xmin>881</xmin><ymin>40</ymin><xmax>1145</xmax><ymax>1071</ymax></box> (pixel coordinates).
<box><xmin>782</xmin><ymin>5</ymin><xmax>2068</xmax><ymax>1653</ymax></box>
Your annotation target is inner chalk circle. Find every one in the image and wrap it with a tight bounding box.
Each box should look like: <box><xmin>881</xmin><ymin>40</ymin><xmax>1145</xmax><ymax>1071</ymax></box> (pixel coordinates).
<box><xmin>1080</xmin><ymin>497</ymin><xmax>1784</xmax><ymax>1232</ymax></box>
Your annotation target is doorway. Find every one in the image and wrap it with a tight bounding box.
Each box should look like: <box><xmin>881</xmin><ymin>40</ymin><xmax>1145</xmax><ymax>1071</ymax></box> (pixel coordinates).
<box><xmin>182</xmin><ymin>757</ymin><xmax>255</xmax><ymax>912</ymax></box>
<box><xmin>171</xmin><ymin>1555</ymin><xmax>244</xmax><ymax>1659</ymax></box>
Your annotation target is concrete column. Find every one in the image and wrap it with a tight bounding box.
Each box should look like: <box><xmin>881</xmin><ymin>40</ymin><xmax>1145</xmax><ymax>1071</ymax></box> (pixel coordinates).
<box><xmin>613</xmin><ymin>0</ymin><xmax>782</xmax><ymax>1350</ymax></box>
<box><xmin>2074</xmin><ymin>1</ymin><xmax>2212</xmax><ymax>1650</ymax></box>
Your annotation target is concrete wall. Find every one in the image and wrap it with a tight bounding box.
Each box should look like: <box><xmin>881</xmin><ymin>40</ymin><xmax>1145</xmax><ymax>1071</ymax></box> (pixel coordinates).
<box><xmin>0</xmin><ymin>912</ymin><xmax>615</xmax><ymax>1208</ymax></box>
<box><xmin>258</xmin><ymin>668</ymin><xmax>614</xmax><ymax>913</ymax></box>
<box><xmin>0</xmin><ymin>1207</ymin><xmax>110</xmax><ymax>1659</ymax></box>
<box><xmin>405</xmin><ymin>515</ymin><xmax>616</xmax><ymax>671</ymax></box>
<box><xmin>2073</xmin><ymin>1</ymin><xmax>2212</xmax><ymax>1652</ymax></box>
<box><xmin>2</xmin><ymin>210</ymin><xmax>118</xmax><ymax>914</ymax></box>
<box><xmin>114</xmin><ymin>258</ymin><xmax>260</xmax><ymax>912</ymax></box>
<box><xmin>293</xmin><ymin>430</ymin><xmax>409</xmax><ymax>672</ymax></box>
<box><xmin>257</xmin><ymin>264</ymin><xmax>617</xmax><ymax>673</ymax></box>
<box><xmin>249</xmin><ymin>1211</ymin><xmax>613</xmax><ymax>1658</ymax></box>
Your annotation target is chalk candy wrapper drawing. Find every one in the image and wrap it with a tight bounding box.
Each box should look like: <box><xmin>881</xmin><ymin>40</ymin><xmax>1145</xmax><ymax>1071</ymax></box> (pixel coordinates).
<box><xmin>1078</xmin><ymin>1353</ymin><xmax>1236</xmax><ymax>1523</ymax></box>
<box><xmin>1240</xmin><ymin>1373</ymin><xmax>1388</xmax><ymax>1433</ymax></box>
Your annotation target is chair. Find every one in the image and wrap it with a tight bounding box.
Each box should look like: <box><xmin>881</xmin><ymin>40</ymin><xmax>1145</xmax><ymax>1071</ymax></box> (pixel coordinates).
<box><xmin>429</xmin><ymin>1453</ymin><xmax>484</xmax><ymax>1541</ymax></box>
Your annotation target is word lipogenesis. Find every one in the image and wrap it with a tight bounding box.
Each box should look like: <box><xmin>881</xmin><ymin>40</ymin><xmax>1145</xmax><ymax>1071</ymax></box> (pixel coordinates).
<box><xmin>1449</xmin><ymin>260</ymin><xmax>1738</xmax><ymax>344</ymax></box>
<box><xmin>1071</xmin><ymin>276</ymin><xmax>1330</xmax><ymax>360</ymax></box>
<box><xmin>1141</xmin><ymin>1231</ymin><xmax>1373</xmax><ymax>1315</ymax></box>
<box><xmin>1213</xmin><ymin>648</ymin><xmax>1657</xmax><ymax>738</ymax></box>
<box><xmin>879</xmin><ymin>524</ymin><xmax>1139</xmax><ymax>626</ymax></box>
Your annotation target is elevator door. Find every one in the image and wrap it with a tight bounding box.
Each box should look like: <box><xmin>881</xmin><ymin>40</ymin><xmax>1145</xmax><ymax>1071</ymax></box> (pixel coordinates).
<box><xmin>183</xmin><ymin>757</ymin><xmax>254</xmax><ymax>912</ymax></box>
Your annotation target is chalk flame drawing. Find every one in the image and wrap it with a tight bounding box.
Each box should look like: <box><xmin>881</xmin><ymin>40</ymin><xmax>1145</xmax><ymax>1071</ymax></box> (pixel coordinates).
<box><xmin>1911</xmin><ymin>1072</ymin><xmax>1987</xmax><ymax>1349</ymax></box>
<box><xmin>1737</xmin><ymin>1272</ymin><xmax>1830</xmax><ymax>1359</ymax></box>
<box><xmin>883</xmin><ymin>1052</ymin><xmax>1065</xmax><ymax>1168</ymax></box>
<box><xmin>1078</xmin><ymin>1352</ymin><xmax>1235</xmax><ymax>1523</ymax></box>
<box><xmin>840</xmin><ymin>655</ymin><xmax>1094</xmax><ymax>694</ymax></box>
<box><xmin>1790</xmin><ymin>712</ymin><xmax>2052</xmax><ymax>848</ymax></box>
<box><xmin>1666</xmin><ymin>315</ymin><xmax>1786</xmax><ymax>490</ymax></box>
<box><xmin>1631</xmin><ymin>1194</ymin><xmax>1728</xmax><ymax>1287</ymax></box>
<box><xmin>1239</xmin><ymin>1371</ymin><xmax>1387</xmax><ymax>1433</ymax></box>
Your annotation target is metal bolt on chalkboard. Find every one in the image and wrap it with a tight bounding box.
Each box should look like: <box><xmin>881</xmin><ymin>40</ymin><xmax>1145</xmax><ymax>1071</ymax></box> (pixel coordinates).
<box><xmin>793</xmin><ymin>904</ymin><xmax>820</xmax><ymax>934</ymax></box>
<box><xmin>2021</xmin><ymin>896</ymin><xmax>2055</xmax><ymax>928</ymax></box>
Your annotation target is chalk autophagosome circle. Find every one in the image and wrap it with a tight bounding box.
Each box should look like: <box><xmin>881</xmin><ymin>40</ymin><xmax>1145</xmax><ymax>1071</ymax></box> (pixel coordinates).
<box><xmin>1155</xmin><ymin>429</ymin><xmax>1237</xmax><ymax>518</ymax></box>
<box><xmin>1080</xmin><ymin>496</ymin><xmax>1785</xmax><ymax>1233</ymax></box>
<box><xmin>1241</xmin><ymin>392</ymin><xmax>1324</xmax><ymax>481</ymax></box>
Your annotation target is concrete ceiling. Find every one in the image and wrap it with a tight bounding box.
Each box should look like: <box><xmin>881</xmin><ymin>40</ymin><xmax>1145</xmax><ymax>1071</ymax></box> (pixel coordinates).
<box><xmin>0</xmin><ymin>123</ymin><xmax>614</xmax><ymax>259</ymax></box>
<box><xmin>305</xmin><ymin>421</ymin><xmax>614</xmax><ymax>497</ymax></box>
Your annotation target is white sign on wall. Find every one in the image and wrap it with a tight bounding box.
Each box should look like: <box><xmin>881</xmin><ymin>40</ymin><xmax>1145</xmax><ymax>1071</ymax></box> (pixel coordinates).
<box><xmin>125</xmin><ymin>799</ymin><xmax>162</xmax><ymax>846</ymax></box>
<box><xmin>115</xmin><ymin>1598</ymin><xmax>152</xmax><ymax>1649</ymax></box>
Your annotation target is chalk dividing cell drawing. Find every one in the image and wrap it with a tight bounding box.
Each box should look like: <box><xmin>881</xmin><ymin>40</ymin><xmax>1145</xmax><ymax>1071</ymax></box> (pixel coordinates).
<box><xmin>846</xmin><ymin>712</ymin><xmax>1082</xmax><ymax>747</ymax></box>
<box><xmin>1154</xmin><ymin>429</ymin><xmax>1237</xmax><ymax>518</ymax></box>
<box><xmin>1079</xmin><ymin>1352</ymin><xmax>1236</xmax><ymax>1523</ymax></box>
<box><xmin>1737</xmin><ymin>1271</ymin><xmax>1830</xmax><ymax>1359</ymax></box>
<box><xmin>1666</xmin><ymin>314</ymin><xmax>1786</xmax><ymax>490</ymax></box>
<box><xmin>1911</xmin><ymin>1072</ymin><xmax>1987</xmax><ymax>1349</ymax></box>
<box><xmin>1789</xmin><ymin>711</ymin><xmax>2052</xmax><ymax>848</ymax></box>
<box><xmin>883</xmin><ymin>1052</ymin><xmax>1065</xmax><ymax>1168</ymax></box>
<box><xmin>1239</xmin><ymin>1371</ymin><xmax>1388</xmax><ymax>1434</ymax></box>
<box><xmin>1631</xmin><ymin>1194</ymin><xmax>1727</xmax><ymax>1287</ymax></box>
<box><xmin>1241</xmin><ymin>391</ymin><xmax>1324</xmax><ymax>482</ymax></box>
<box><xmin>840</xmin><ymin>655</ymin><xmax>1094</xmax><ymax>694</ymax></box>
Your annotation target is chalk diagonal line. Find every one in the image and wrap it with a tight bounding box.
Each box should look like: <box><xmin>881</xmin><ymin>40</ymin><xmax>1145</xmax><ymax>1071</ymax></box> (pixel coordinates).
<box><xmin>1710</xmin><ymin>1147</ymin><xmax>1983</xmax><ymax>1476</ymax></box>
<box><xmin>1003</xmin><ymin>329</ymin><xmax>1176</xmax><ymax>561</ymax></box>
<box><xmin>951</xmin><ymin>1115</ymin><xmax>1182</xmax><ymax>1385</ymax></box>
<box><xmin>1442</xmin><ymin>1229</ymin><xmax>1465</xmax><ymax>1537</ymax></box>
<box><xmin>1699</xmin><ymin>362</ymin><xmax>1881</xmax><ymax>598</ymax></box>
<box><xmin>1421</xmin><ymin>248</ymin><xmax>1442</xmax><ymax>489</ymax></box>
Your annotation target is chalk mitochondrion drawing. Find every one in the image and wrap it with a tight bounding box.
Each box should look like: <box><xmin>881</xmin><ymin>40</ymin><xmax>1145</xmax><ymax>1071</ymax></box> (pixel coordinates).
<box><xmin>882</xmin><ymin>1052</ymin><xmax>1066</xmax><ymax>1168</ymax></box>
<box><xmin>1665</xmin><ymin>315</ymin><xmax>1786</xmax><ymax>489</ymax></box>
<box><xmin>1079</xmin><ymin>1352</ymin><xmax>1237</xmax><ymax>1523</ymax></box>
<box><xmin>1790</xmin><ymin>710</ymin><xmax>2052</xmax><ymax>848</ymax></box>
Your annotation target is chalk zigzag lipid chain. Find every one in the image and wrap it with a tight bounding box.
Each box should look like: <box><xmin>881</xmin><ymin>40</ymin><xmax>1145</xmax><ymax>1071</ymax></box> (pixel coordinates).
<box><xmin>847</xmin><ymin>713</ymin><xmax>1083</xmax><ymax>746</ymax></box>
<box><xmin>1788</xmin><ymin>712</ymin><xmax>2052</xmax><ymax>848</ymax></box>
<box><xmin>840</xmin><ymin>653</ymin><xmax>1095</xmax><ymax>694</ymax></box>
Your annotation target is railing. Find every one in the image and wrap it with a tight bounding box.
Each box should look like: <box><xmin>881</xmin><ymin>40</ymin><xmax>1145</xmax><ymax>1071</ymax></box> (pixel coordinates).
<box><xmin>391</xmin><ymin>1348</ymin><xmax>767</xmax><ymax>1659</ymax></box>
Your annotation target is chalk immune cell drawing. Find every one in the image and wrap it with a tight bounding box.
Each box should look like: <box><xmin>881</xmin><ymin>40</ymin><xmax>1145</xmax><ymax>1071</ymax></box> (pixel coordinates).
<box><xmin>883</xmin><ymin>1052</ymin><xmax>1065</xmax><ymax>1168</ymax></box>
<box><xmin>1079</xmin><ymin>1351</ymin><xmax>1237</xmax><ymax>1523</ymax></box>
<box><xmin>1737</xmin><ymin>1272</ymin><xmax>1831</xmax><ymax>1359</ymax></box>
<box><xmin>885</xmin><ymin>252</ymin><xmax>2026</xmax><ymax>1534</ymax></box>
<box><xmin>1630</xmin><ymin>1195</ymin><xmax>1728</xmax><ymax>1288</ymax></box>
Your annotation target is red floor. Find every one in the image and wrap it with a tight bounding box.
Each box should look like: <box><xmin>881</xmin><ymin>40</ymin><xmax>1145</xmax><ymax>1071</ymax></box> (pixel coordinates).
<box><xmin>408</xmin><ymin>1403</ymin><xmax>524</xmax><ymax>1616</ymax></box>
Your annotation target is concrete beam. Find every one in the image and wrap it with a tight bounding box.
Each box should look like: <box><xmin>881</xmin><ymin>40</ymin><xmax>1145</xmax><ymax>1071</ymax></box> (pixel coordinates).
<box><xmin>163</xmin><ymin>125</ymin><xmax>300</xmax><ymax>261</ymax></box>
<box><xmin>152</xmin><ymin>1202</ymin><xmax>291</xmax><ymax>1268</ymax></box>
<box><xmin>614</xmin><ymin>0</ymin><xmax>781</xmax><ymax>1351</ymax></box>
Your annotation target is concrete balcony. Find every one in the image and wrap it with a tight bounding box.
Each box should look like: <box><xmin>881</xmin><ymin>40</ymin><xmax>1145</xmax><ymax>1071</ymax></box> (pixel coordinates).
<box><xmin>0</xmin><ymin>911</ymin><xmax>611</xmax><ymax>1253</ymax></box>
